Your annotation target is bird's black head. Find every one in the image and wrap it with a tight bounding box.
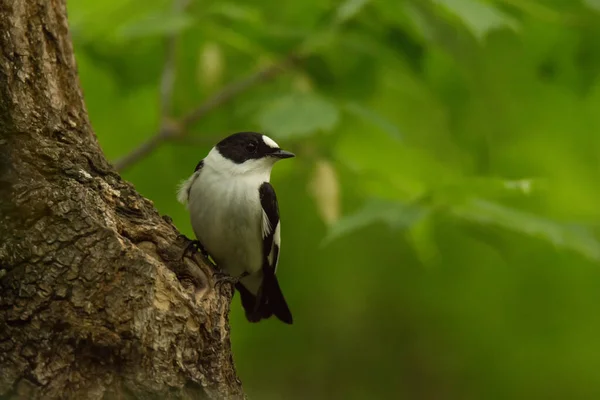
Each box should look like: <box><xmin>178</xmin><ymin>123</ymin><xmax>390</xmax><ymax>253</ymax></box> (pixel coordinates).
<box><xmin>215</xmin><ymin>132</ymin><xmax>294</xmax><ymax>164</ymax></box>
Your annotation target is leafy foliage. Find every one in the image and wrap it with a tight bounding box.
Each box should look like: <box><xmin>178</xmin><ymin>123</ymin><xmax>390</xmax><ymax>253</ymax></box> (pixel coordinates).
<box><xmin>258</xmin><ymin>92</ymin><xmax>340</xmax><ymax>139</ymax></box>
<box><xmin>69</xmin><ymin>0</ymin><xmax>600</xmax><ymax>398</ymax></box>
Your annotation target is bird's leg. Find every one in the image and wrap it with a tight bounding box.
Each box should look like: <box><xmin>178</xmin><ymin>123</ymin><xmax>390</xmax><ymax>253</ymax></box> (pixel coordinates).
<box><xmin>178</xmin><ymin>234</ymin><xmax>209</xmax><ymax>260</ymax></box>
<box><xmin>177</xmin><ymin>234</ymin><xmax>248</xmax><ymax>291</ymax></box>
<box><xmin>213</xmin><ymin>271</ymin><xmax>250</xmax><ymax>291</ymax></box>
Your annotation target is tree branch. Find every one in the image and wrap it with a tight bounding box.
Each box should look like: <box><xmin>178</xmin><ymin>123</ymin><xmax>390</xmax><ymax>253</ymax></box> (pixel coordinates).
<box><xmin>159</xmin><ymin>0</ymin><xmax>189</xmax><ymax>119</ymax></box>
<box><xmin>181</xmin><ymin>53</ymin><xmax>299</xmax><ymax>127</ymax></box>
<box><xmin>113</xmin><ymin>53</ymin><xmax>300</xmax><ymax>172</ymax></box>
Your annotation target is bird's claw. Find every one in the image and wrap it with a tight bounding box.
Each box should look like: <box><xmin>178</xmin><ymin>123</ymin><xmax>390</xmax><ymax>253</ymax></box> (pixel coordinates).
<box><xmin>213</xmin><ymin>271</ymin><xmax>238</xmax><ymax>285</ymax></box>
<box><xmin>212</xmin><ymin>271</ymin><xmax>249</xmax><ymax>292</ymax></box>
<box><xmin>176</xmin><ymin>235</ymin><xmax>248</xmax><ymax>293</ymax></box>
<box><xmin>213</xmin><ymin>271</ymin><xmax>238</xmax><ymax>293</ymax></box>
<box><xmin>179</xmin><ymin>236</ymin><xmax>209</xmax><ymax>260</ymax></box>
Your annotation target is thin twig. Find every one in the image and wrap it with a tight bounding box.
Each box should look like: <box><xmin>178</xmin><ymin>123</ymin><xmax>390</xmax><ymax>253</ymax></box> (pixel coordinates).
<box><xmin>180</xmin><ymin>53</ymin><xmax>299</xmax><ymax>127</ymax></box>
<box><xmin>113</xmin><ymin>132</ymin><xmax>166</xmax><ymax>171</ymax></box>
<box><xmin>113</xmin><ymin>53</ymin><xmax>300</xmax><ymax>172</ymax></box>
<box><xmin>112</xmin><ymin>0</ymin><xmax>186</xmax><ymax>172</ymax></box>
<box><xmin>170</xmin><ymin>135</ymin><xmax>222</xmax><ymax>146</ymax></box>
<box><xmin>159</xmin><ymin>33</ymin><xmax>177</xmax><ymax>118</ymax></box>
<box><xmin>160</xmin><ymin>0</ymin><xmax>189</xmax><ymax>118</ymax></box>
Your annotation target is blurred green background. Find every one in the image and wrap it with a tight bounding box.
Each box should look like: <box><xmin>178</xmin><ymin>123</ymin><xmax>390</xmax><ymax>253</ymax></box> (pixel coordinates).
<box><xmin>67</xmin><ymin>0</ymin><xmax>600</xmax><ymax>398</ymax></box>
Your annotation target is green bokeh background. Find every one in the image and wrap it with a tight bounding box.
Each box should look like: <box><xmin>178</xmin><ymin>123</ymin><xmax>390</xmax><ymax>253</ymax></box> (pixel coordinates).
<box><xmin>67</xmin><ymin>0</ymin><xmax>600</xmax><ymax>398</ymax></box>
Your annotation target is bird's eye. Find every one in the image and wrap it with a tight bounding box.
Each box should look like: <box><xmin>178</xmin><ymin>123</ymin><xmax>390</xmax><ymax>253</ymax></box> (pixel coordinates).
<box><xmin>246</xmin><ymin>142</ymin><xmax>257</xmax><ymax>153</ymax></box>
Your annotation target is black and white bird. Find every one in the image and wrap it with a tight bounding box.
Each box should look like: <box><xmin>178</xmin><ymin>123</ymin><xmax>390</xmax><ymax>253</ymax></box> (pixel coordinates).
<box><xmin>177</xmin><ymin>132</ymin><xmax>294</xmax><ymax>324</ymax></box>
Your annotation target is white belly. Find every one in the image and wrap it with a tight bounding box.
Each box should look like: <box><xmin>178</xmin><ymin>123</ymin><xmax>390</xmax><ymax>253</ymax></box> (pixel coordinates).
<box><xmin>188</xmin><ymin>169</ymin><xmax>264</xmax><ymax>278</ymax></box>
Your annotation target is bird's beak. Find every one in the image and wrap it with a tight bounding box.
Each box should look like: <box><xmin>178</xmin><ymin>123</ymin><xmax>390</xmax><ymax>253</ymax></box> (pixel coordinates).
<box><xmin>272</xmin><ymin>149</ymin><xmax>295</xmax><ymax>159</ymax></box>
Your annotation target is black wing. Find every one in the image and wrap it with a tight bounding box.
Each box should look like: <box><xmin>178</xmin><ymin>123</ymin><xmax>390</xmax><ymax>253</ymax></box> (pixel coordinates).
<box><xmin>259</xmin><ymin>182</ymin><xmax>280</xmax><ymax>272</ymax></box>
<box><xmin>254</xmin><ymin>182</ymin><xmax>292</xmax><ymax>324</ymax></box>
<box><xmin>176</xmin><ymin>160</ymin><xmax>204</xmax><ymax>206</ymax></box>
<box><xmin>187</xmin><ymin>160</ymin><xmax>204</xmax><ymax>199</ymax></box>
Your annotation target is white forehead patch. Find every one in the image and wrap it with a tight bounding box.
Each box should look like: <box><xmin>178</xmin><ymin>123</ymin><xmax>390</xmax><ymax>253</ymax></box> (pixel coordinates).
<box><xmin>262</xmin><ymin>135</ymin><xmax>279</xmax><ymax>149</ymax></box>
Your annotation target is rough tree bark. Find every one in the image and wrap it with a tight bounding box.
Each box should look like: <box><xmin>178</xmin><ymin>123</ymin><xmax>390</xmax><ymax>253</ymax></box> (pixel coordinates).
<box><xmin>0</xmin><ymin>1</ymin><xmax>244</xmax><ymax>399</ymax></box>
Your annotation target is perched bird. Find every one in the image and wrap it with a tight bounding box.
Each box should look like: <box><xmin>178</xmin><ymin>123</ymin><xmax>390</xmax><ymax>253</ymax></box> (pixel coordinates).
<box><xmin>177</xmin><ymin>132</ymin><xmax>294</xmax><ymax>324</ymax></box>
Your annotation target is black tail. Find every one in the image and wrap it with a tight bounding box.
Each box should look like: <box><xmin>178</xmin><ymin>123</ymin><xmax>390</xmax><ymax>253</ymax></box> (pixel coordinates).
<box><xmin>235</xmin><ymin>274</ymin><xmax>293</xmax><ymax>324</ymax></box>
<box><xmin>235</xmin><ymin>283</ymin><xmax>265</xmax><ymax>322</ymax></box>
<box><xmin>261</xmin><ymin>272</ymin><xmax>293</xmax><ymax>324</ymax></box>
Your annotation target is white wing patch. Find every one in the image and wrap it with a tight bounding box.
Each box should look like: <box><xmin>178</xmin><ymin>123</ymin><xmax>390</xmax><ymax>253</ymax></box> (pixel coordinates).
<box><xmin>176</xmin><ymin>173</ymin><xmax>198</xmax><ymax>207</ymax></box>
<box><xmin>271</xmin><ymin>222</ymin><xmax>281</xmax><ymax>271</ymax></box>
<box><xmin>262</xmin><ymin>135</ymin><xmax>279</xmax><ymax>149</ymax></box>
<box><xmin>262</xmin><ymin>208</ymin><xmax>272</xmax><ymax>238</ymax></box>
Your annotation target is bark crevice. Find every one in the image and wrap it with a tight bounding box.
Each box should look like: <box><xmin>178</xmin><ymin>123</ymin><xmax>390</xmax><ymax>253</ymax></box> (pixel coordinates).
<box><xmin>0</xmin><ymin>1</ymin><xmax>244</xmax><ymax>399</ymax></box>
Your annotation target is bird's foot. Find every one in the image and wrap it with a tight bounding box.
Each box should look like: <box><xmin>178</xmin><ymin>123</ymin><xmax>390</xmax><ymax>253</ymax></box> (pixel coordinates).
<box><xmin>213</xmin><ymin>270</ymin><xmax>250</xmax><ymax>292</ymax></box>
<box><xmin>178</xmin><ymin>235</ymin><xmax>209</xmax><ymax>260</ymax></box>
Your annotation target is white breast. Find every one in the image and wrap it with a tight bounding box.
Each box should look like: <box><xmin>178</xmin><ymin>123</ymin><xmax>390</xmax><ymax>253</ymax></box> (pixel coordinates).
<box><xmin>187</xmin><ymin>165</ymin><xmax>267</xmax><ymax>278</ymax></box>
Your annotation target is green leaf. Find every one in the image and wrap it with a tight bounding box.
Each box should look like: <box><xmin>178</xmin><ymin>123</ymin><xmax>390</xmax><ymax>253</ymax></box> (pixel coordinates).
<box><xmin>206</xmin><ymin>2</ymin><xmax>263</xmax><ymax>24</ymax></box>
<box><xmin>453</xmin><ymin>199</ymin><xmax>600</xmax><ymax>261</ymax></box>
<box><xmin>117</xmin><ymin>12</ymin><xmax>195</xmax><ymax>39</ymax></box>
<box><xmin>408</xmin><ymin>213</ymin><xmax>440</xmax><ymax>267</ymax></box>
<box><xmin>344</xmin><ymin>102</ymin><xmax>402</xmax><ymax>141</ymax></box>
<box><xmin>68</xmin><ymin>0</ymin><xmax>146</xmax><ymax>43</ymax></box>
<box><xmin>583</xmin><ymin>0</ymin><xmax>600</xmax><ymax>13</ymax></box>
<box><xmin>323</xmin><ymin>199</ymin><xmax>427</xmax><ymax>245</ymax></box>
<box><xmin>500</xmin><ymin>0</ymin><xmax>565</xmax><ymax>23</ymax></box>
<box><xmin>203</xmin><ymin>21</ymin><xmax>269</xmax><ymax>56</ymax></box>
<box><xmin>258</xmin><ymin>93</ymin><xmax>340</xmax><ymax>140</ymax></box>
<box><xmin>431</xmin><ymin>177</ymin><xmax>542</xmax><ymax>205</ymax></box>
<box><xmin>432</xmin><ymin>0</ymin><xmax>519</xmax><ymax>41</ymax></box>
<box><xmin>298</xmin><ymin>28</ymin><xmax>339</xmax><ymax>55</ymax></box>
<box><xmin>335</xmin><ymin>0</ymin><xmax>371</xmax><ymax>24</ymax></box>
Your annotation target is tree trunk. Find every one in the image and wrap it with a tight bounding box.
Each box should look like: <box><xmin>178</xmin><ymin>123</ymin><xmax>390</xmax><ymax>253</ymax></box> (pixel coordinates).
<box><xmin>0</xmin><ymin>1</ymin><xmax>244</xmax><ymax>399</ymax></box>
